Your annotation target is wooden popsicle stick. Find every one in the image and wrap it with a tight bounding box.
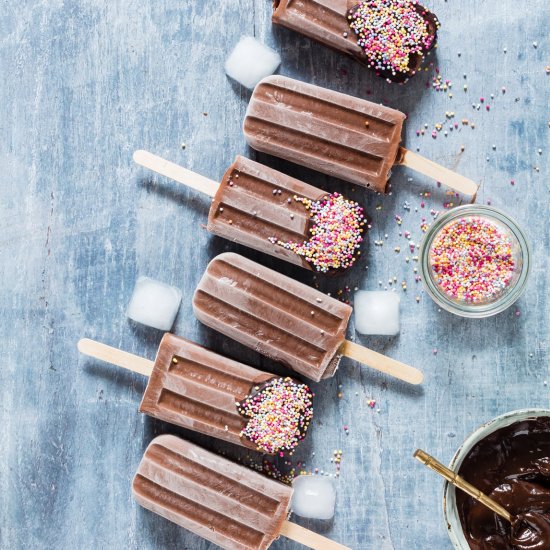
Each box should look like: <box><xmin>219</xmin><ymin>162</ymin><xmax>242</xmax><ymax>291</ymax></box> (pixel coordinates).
<box><xmin>77</xmin><ymin>338</ymin><xmax>154</xmax><ymax>377</ymax></box>
<box><xmin>397</xmin><ymin>147</ymin><xmax>479</xmax><ymax>197</ymax></box>
<box><xmin>280</xmin><ymin>520</ymin><xmax>351</xmax><ymax>550</ymax></box>
<box><xmin>414</xmin><ymin>449</ymin><xmax>512</xmax><ymax>522</ymax></box>
<box><xmin>342</xmin><ymin>340</ymin><xmax>424</xmax><ymax>385</ymax></box>
<box><xmin>133</xmin><ymin>149</ymin><xmax>219</xmax><ymax>197</ymax></box>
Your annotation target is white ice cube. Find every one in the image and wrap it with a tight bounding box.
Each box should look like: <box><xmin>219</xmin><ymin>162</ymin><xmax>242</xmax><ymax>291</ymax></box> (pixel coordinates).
<box><xmin>291</xmin><ymin>475</ymin><xmax>336</xmax><ymax>520</ymax></box>
<box><xmin>127</xmin><ymin>277</ymin><xmax>182</xmax><ymax>331</ymax></box>
<box><xmin>354</xmin><ymin>291</ymin><xmax>400</xmax><ymax>336</ymax></box>
<box><xmin>224</xmin><ymin>36</ymin><xmax>281</xmax><ymax>90</ymax></box>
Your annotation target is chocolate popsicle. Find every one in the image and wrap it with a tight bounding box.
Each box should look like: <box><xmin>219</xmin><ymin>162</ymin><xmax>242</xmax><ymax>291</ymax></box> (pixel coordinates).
<box><xmin>134</xmin><ymin>150</ymin><xmax>366</xmax><ymax>273</ymax></box>
<box><xmin>244</xmin><ymin>75</ymin><xmax>478</xmax><ymax>196</ymax></box>
<box><xmin>273</xmin><ymin>0</ymin><xmax>440</xmax><ymax>83</ymax></box>
<box><xmin>133</xmin><ymin>435</ymin><xmax>350</xmax><ymax>550</ymax></box>
<box><xmin>193</xmin><ymin>252</ymin><xmax>423</xmax><ymax>385</ymax></box>
<box><xmin>77</xmin><ymin>335</ymin><xmax>313</xmax><ymax>454</ymax></box>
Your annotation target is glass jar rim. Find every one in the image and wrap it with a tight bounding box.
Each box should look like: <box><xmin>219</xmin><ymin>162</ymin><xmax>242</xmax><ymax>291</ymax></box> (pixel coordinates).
<box><xmin>419</xmin><ymin>205</ymin><xmax>531</xmax><ymax>318</ymax></box>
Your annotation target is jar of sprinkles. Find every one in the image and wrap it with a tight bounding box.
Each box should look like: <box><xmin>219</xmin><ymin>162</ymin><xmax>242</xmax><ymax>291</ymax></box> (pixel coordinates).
<box><xmin>420</xmin><ymin>205</ymin><xmax>530</xmax><ymax>317</ymax></box>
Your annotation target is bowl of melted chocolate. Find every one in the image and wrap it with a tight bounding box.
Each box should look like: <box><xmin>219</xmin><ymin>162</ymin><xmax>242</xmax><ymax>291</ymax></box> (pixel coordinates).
<box><xmin>444</xmin><ymin>409</ymin><xmax>550</xmax><ymax>550</ymax></box>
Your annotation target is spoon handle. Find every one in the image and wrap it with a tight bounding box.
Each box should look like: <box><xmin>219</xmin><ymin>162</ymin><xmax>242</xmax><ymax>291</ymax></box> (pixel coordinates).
<box><xmin>414</xmin><ymin>449</ymin><xmax>512</xmax><ymax>523</ymax></box>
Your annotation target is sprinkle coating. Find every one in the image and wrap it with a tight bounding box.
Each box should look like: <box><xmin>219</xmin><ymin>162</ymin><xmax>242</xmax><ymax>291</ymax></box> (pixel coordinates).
<box><xmin>270</xmin><ymin>192</ymin><xmax>366</xmax><ymax>272</ymax></box>
<box><xmin>348</xmin><ymin>0</ymin><xmax>437</xmax><ymax>76</ymax></box>
<box><xmin>429</xmin><ymin>217</ymin><xmax>516</xmax><ymax>303</ymax></box>
<box><xmin>237</xmin><ymin>377</ymin><xmax>313</xmax><ymax>455</ymax></box>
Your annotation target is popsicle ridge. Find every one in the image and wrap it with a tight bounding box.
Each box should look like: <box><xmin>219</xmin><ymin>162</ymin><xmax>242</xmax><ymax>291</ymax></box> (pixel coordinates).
<box><xmin>143</xmin><ymin>443</ymin><xmax>282</xmax><ymax>513</ymax></box>
<box><xmin>219</xmin><ymin>156</ymin><xmax>325</xmax><ymax>205</ymax></box>
<box><xmin>160</xmin><ymin>369</ymin><xmax>314</xmax><ymax>454</ymax></box>
<box><xmin>199</xmin><ymin>260</ymin><xmax>344</xmax><ymax>333</ymax></box>
<box><xmin>244</xmin><ymin>76</ymin><xmax>406</xmax><ymax>191</ymax></box>
<box><xmin>210</xmin><ymin>177</ymin><xmax>316</xmax><ymax>244</ymax></box>
<box><xmin>245</xmin><ymin>116</ymin><xmax>388</xmax><ymax>185</ymax></box>
<box><xmin>133</xmin><ymin>475</ymin><xmax>267</xmax><ymax>549</ymax></box>
<box><xmin>208</xmin><ymin>156</ymin><xmax>328</xmax><ymax>270</ymax></box>
<box><xmin>141</xmin><ymin>334</ymin><xmax>314</xmax><ymax>453</ymax></box>
<box><xmin>210</xmin><ymin>156</ymin><xmax>367</xmax><ymax>273</ymax></box>
<box><xmin>168</xmin><ymin>354</ymin><xmax>261</xmax><ymax>396</ymax></box>
<box><xmin>193</xmin><ymin>290</ymin><xmax>329</xmax><ymax>362</ymax></box>
<box><xmin>193</xmin><ymin>253</ymin><xmax>352</xmax><ymax>381</ymax></box>
<box><xmin>274</xmin><ymin>0</ymin><xmax>352</xmax><ymax>37</ymax></box>
<box><xmin>132</xmin><ymin>435</ymin><xmax>293</xmax><ymax>550</ymax></box>
<box><xmin>246</xmin><ymin>83</ymin><xmax>399</xmax><ymax>159</ymax></box>
<box><xmin>156</xmin><ymin>388</ymin><xmax>249</xmax><ymax>439</ymax></box>
<box><xmin>273</xmin><ymin>0</ymin><xmax>371</xmax><ymax>64</ymax></box>
<box><xmin>251</xmin><ymin>79</ymin><xmax>398</xmax><ymax>135</ymax></box>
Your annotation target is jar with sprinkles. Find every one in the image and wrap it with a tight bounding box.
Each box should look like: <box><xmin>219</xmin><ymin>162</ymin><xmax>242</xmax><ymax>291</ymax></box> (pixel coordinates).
<box><xmin>420</xmin><ymin>205</ymin><xmax>530</xmax><ymax>317</ymax></box>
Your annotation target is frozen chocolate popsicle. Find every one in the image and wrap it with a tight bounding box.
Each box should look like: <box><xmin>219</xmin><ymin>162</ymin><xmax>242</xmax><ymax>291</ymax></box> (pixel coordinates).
<box><xmin>273</xmin><ymin>0</ymin><xmax>440</xmax><ymax>83</ymax></box>
<box><xmin>77</xmin><ymin>335</ymin><xmax>313</xmax><ymax>454</ymax></box>
<box><xmin>133</xmin><ymin>435</ymin><xmax>350</xmax><ymax>550</ymax></box>
<box><xmin>193</xmin><ymin>252</ymin><xmax>423</xmax><ymax>385</ymax></box>
<box><xmin>134</xmin><ymin>150</ymin><xmax>366</xmax><ymax>273</ymax></box>
<box><xmin>244</xmin><ymin>75</ymin><xmax>478</xmax><ymax>196</ymax></box>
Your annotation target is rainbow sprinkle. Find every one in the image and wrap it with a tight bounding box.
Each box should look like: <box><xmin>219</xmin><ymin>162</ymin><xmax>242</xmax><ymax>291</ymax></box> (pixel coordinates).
<box><xmin>347</xmin><ymin>0</ymin><xmax>437</xmax><ymax>76</ymax></box>
<box><xmin>429</xmin><ymin>217</ymin><xmax>516</xmax><ymax>303</ymax></box>
<box><xmin>271</xmin><ymin>192</ymin><xmax>366</xmax><ymax>273</ymax></box>
<box><xmin>237</xmin><ymin>377</ymin><xmax>313</xmax><ymax>455</ymax></box>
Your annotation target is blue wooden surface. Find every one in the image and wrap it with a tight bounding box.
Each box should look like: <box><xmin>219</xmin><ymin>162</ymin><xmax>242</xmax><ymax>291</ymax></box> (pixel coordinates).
<box><xmin>1</xmin><ymin>1</ymin><xmax>548</xmax><ymax>549</ymax></box>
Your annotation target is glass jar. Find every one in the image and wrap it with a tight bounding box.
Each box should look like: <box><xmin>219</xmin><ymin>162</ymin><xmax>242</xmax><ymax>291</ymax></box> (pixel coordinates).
<box><xmin>419</xmin><ymin>205</ymin><xmax>530</xmax><ymax>318</ymax></box>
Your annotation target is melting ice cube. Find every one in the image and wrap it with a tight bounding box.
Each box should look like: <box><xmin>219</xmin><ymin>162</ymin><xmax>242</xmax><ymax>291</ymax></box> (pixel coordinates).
<box><xmin>354</xmin><ymin>290</ymin><xmax>400</xmax><ymax>336</ymax></box>
<box><xmin>127</xmin><ymin>277</ymin><xmax>182</xmax><ymax>331</ymax></box>
<box><xmin>224</xmin><ymin>36</ymin><xmax>281</xmax><ymax>90</ymax></box>
<box><xmin>291</xmin><ymin>475</ymin><xmax>336</xmax><ymax>520</ymax></box>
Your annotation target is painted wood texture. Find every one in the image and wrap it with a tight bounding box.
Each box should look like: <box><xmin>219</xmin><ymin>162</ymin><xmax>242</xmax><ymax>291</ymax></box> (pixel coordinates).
<box><xmin>1</xmin><ymin>1</ymin><xmax>548</xmax><ymax>548</ymax></box>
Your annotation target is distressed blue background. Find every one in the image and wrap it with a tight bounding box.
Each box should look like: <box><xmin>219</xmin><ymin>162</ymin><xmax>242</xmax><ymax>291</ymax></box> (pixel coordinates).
<box><xmin>0</xmin><ymin>1</ymin><xmax>548</xmax><ymax>548</ymax></box>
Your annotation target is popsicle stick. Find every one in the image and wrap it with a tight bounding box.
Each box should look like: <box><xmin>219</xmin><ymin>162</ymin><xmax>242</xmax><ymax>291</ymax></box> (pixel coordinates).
<box><xmin>78</xmin><ymin>338</ymin><xmax>154</xmax><ymax>377</ymax></box>
<box><xmin>280</xmin><ymin>520</ymin><xmax>351</xmax><ymax>550</ymax></box>
<box><xmin>397</xmin><ymin>147</ymin><xmax>478</xmax><ymax>197</ymax></box>
<box><xmin>341</xmin><ymin>340</ymin><xmax>424</xmax><ymax>385</ymax></box>
<box><xmin>133</xmin><ymin>150</ymin><xmax>219</xmax><ymax>197</ymax></box>
<box><xmin>414</xmin><ymin>449</ymin><xmax>512</xmax><ymax>522</ymax></box>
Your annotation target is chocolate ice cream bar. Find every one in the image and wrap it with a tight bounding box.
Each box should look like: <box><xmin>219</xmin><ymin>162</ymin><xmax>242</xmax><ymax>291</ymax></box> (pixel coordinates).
<box><xmin>132</xmin><ymin>435</ymin><xmax>350</xmax><ymax>550</ymax></box>
<box><xmin>193</xmin><ymin>252</ymin><xmax>423</xmax><ymax>385</ymax></box>
<box><xmin>134</xmin><ymin>150</ymin><xmax>366</xmax><ymax>273</ymax></box>
<box><xmin>273</xmin><ymin>0</ymin><xmax>440</xmax><ymax>83</ymax></box>
<box><xmin>244</xmin><ymin>76</ymin><xmax>478</xmax><ymax>196</ymax></box>
<box><xmin>77</xmin><ymin>335</ymin><xmax>313</xmax><ymax>454</ymax></box>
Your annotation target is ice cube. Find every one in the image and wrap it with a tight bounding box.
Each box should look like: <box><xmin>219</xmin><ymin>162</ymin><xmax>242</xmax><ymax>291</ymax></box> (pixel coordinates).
<box><xmin>291</xmin><ymin>475</ymin><xmax>336</xmax><ymax>520</ymax></box>
<box><xmin>224</xmin><ymin>36</ymin><xmax>281</xmax><ymax>90</ymax></box>
<box><xmin>127</xmin><ymin>277</ymin><xmax>182</xmax><ymax>331</ymax></box>
<box><xmin>354</xmin><ymin>291</ymin><xmax>400</xmax><ymax>336</ymax></box>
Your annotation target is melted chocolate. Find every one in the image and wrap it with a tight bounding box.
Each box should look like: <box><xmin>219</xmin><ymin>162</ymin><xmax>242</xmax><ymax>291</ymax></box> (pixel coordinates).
<box><xmin>456</xmin><ymin>417</ymin><xmax>550</xmax><ymax>549</ymax></box>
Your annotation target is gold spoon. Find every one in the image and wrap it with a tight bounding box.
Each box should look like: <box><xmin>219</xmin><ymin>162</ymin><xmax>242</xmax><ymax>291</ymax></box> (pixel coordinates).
<box><xmin>413</xmin><ymin>449</ymin><xmax>512</xmax><ymax>523</ymax></box>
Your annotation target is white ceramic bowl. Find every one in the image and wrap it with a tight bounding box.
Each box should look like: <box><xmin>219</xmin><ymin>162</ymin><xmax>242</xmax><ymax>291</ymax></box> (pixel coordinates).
<box><xmin>443</xmin><ymin>408</ymin><xmax>550</xmax><ymax>549</ymax></box>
